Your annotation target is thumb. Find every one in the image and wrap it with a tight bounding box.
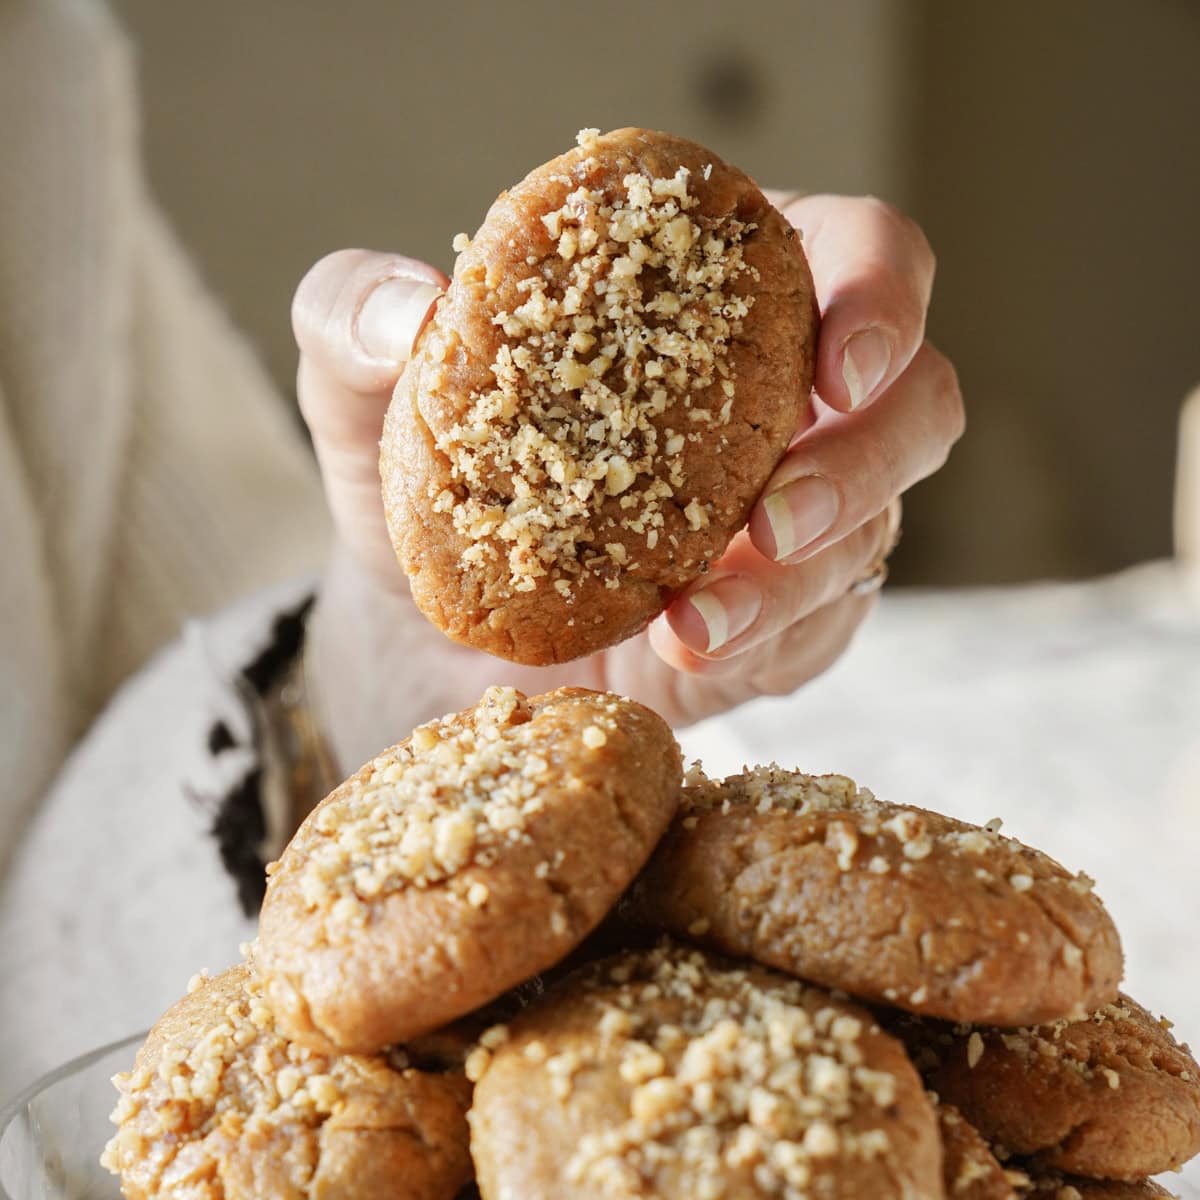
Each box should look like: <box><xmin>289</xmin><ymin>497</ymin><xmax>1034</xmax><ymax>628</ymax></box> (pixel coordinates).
<box><xmin>291</xmin><ymin>249</ymin><xmax>446</xmax><ymax>583</ymax></box>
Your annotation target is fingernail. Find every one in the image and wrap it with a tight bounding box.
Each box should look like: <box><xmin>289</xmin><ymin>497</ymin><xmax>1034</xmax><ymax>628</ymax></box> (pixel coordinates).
<box><xmin>762</xmin><ymin>475</ymin><xmax>840</xmax><ymax>560</ymax></box>
<box><xmin>841</xmin><ymin>329</ymin><xmax>890</xmax><ymax>410</ymax></box>
<box><xmin>676</xmin><ymin>576</ymin><xmax>762</xmax><ymax>655</ymax></box>
<box><xmin>354</xmin><ymin>278</ymin><xmax>442</xmax><ymax>364</ymax></box>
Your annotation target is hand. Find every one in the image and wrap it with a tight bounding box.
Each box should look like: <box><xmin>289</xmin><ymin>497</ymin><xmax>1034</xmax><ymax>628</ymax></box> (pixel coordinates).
<box><xmin>293</xmin><ymin>193</ymin><xmax>963</xmax><ymax>770</ymax></box>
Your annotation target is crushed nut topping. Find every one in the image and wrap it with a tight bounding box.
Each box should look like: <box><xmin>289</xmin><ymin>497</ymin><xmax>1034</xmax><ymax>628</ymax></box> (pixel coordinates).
<box><xmin>680</xmin><ymin>765</ymin><xmax>877</xmax><ymax>818</ymax></box>
<box><xmin>677</xmin><ymin>767</ymin><xmax>1102</xmax><ymax>905</ymax></box>
<box><xmin>296</xmin><ymin>687</ymin><xmax>607</xmax><ymax>921</ymax></box>
<box><xmin>966</xmin><ymin>1032</ymin><xmax>985</xmax><ymax>1069</ymax></box>
<box><xmin>101</xmin><ymin>965</ymin><xmax>348</xmax><ymax>1192</ymax></box>
<box><xmin>492</xmin><ymin>947</ymin><xmax>909</xmax><ymax>1197</ymax></box>
<box><xmin>436</xmin><ymin>142</ymin><xmax>757</xmax><ymax>594</ymax></box>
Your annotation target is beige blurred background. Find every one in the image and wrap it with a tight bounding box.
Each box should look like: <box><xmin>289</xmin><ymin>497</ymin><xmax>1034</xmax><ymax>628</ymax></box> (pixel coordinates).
<box><xmin>111</xmin><ymin>0</ymin><xmax>1200</xmax><ymax>586</ymax></box>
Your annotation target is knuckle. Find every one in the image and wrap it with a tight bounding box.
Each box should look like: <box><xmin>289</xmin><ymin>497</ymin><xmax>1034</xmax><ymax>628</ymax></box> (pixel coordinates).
<box><xmin>925</xmin><ymin>347</ymin><xmax>966</xmax><ymax>445</ymax></box>
<box><xmin>861</xmin><ymin>196</ymin><xmax>936</xmax><ymax>290</ymax></box>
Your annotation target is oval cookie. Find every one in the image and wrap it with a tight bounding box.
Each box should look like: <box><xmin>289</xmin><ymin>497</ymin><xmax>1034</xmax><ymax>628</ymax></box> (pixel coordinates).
<box><xmin>101</xmin><ymin>962</ymin><xmax>472</xmax><ymax>1200</ymax></box>
<box><xmin>628</xmin><ymin>766</ymin><xmax>1123</xmax><ymax>1026</ymax></box>
<box><xmin>256</xmin><ymin>686</ymin><xmax>681</xmax><ymax>1052</ymax></box>
<box><xmin>909</xmin><ymin>995</ymin><xmax>1200</xmax><ymax>1181</ymax></box>
<box><xmin>381</xmin><ymin>126</ymin><xmax>818</xmax><ymax>664</ymax></box>
<box><xmin>468</xmin><ymin>943</ymin><xmax>943</xmax><ymax>1200</ymax></box>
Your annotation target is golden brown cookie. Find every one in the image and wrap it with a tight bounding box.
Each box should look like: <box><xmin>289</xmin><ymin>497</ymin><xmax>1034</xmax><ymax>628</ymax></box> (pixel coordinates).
<box><xmin>468</xmin><ymin>943</ymin><xmax>944</xmax><ymax>1200</ymax></box>
<box><xmin>101</xmin><ymin>962</ymin><xmax>472</xmax><ymax>1200</ymax></box>
<box><xmin>1016</xmin><ymin>1170</ymin><xmax>1176</xmax><ymax>1198</ymax></box>
<box><xmin>627</xmin><ymin>766</ymin><xmax>1123</xmax><ymax>1026</ymax></box>
<box><xmin>256</xmin><ymin>686</ymin><xmax>681</xmax><ymax>1053</ymax></box>
<box><xmin>938</xmin><ymin>1103</ymin><xmax>1018</xmax><ymax>1199</ymax></box>
<box><xmin>381</xmin><ymin>126</ymin><xmax>817</xmax><ymax>665</ymax></box>
<box><xmin>902</xmin><ymin>996</ymin><xmax>1200</xmax><ymax>1181</ymax></box>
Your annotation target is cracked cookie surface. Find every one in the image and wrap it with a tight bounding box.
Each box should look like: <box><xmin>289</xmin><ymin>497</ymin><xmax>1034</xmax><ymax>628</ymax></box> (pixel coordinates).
<box><xmin>468</xmin><ymin>943</ymin><xmax>943</xmax><ymax>1199</ymax></box>
<box><xmin>102</xmin><ymin>962</ymin><xmax>472</xmax><ymax>1200</ymax></box>
<box><xmin>256</xmin><ymin>687</ymin><xmax>681</xmax><ymax>1053</ymax></box>
<box><xmin>627</xmin><ymin>766</ymin><xmax>1123</xmax><ymax>1027</ymax></box>
<box><xmin>381</xmin><ymin>127</ymin><xmax>817</xmax><ymax>664</ymax></box>
<box><xmin>897</xmin><ymin>995</ymin><xmax>1200</xmax><ymax>1181</ymax></box>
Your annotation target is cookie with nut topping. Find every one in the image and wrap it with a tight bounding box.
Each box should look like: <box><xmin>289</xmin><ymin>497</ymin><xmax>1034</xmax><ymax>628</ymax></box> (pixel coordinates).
<box><xmin>626</xmin><ymin>766</ymin><xmax>1123</xmax><ymax>1026</ymax></box>
<box><xmin>256</xmin><ymin>686</ymin><xmax>681</xmax><ymax>1053</ymax></box>
<box><xmin>1017</xmin><ymin>1171</ymin><xmax>1176</xmax><ymax>1198</ymax></box>
<box><xmin>468</xmin><ymin>943</ymin><xmax>943</xmax><ymax>1200</ymax></box>
<box><xmin>381</xmin><ymin>126</ymin><xmax>817</xmax><ymax>664</ymax></box>
<box><xmin>101</xmin><ymin>962</ymin><xmax>472</xmax><ymax>1200</ymax></box>
<box><xmin>937</xmin><ymin>1103</ymin><xmax>1018</xmax><ymax>1200</ymax></box>
<box><xmin>898</xmin><ymin>995</ymin><xmax>1200</xmax><ymax>1181</ymax></box>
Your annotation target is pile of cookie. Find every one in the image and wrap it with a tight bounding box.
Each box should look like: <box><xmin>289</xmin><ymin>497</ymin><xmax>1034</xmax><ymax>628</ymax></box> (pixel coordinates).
<box><xmin>103</xmin><ymin>687</ymin><xmax>1200</xmax><ymax>1199</ymax></box>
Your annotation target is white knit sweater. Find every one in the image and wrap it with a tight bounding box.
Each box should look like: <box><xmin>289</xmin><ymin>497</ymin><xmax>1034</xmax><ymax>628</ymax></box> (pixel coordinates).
<box><xmin>0</xmin><ymin>0</ymin><xmax>330</xmax><ymax>862</ymax></box>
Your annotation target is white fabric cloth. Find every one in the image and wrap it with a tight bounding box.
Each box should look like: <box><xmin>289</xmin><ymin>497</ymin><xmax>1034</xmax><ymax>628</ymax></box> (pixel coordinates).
<box><xmin>0</xmin><ymin>579</ymin><xmax>311</xmax><ymax>1101</ymax></box>
<box><xmin>0</xmin><ymin>0</ymin><xmax>330</xmax><ymax>864</ymax></box>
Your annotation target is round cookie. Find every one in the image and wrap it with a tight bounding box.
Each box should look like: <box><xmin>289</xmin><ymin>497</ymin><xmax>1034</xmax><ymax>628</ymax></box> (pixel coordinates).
<box><xmin>468</xmin><ymin>943</ymin><xmax>944</xmax><ymax>1200</ymax></box>
<box><xmin>381</xmin><ymin>126</ymin><xmax>818</xmax><ymax>664</ymax></box>
<box><xmin>627</xmin><ymin>766</ymin><xmax>1123</xmax><ymax>1026</ymax></box>
<box><xmin>938</xmin><ymin>1103</ymin><xmax>1018</xmax><ymax>1200</ymax></box>
<box><xmin>101</xmin><ymin>962</ymin><xmax>472</xmax><ymax>1200</ymax></box>
<box><xmin>904</xmin><ymin>996</ymin><xmax>1200</xmax><ymax>1181</ymax></box>
<box><xmin>256</xmin><ymin>686</ymin><xmax>682</xmax><ymax>1053</ymax></box>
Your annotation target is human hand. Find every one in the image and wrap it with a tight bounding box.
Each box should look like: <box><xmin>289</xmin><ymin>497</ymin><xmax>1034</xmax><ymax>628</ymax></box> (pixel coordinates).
<box><xmin>293</xmin><ymin>193</ymin><xmax>963</xmax><ymax>770</ymax></box>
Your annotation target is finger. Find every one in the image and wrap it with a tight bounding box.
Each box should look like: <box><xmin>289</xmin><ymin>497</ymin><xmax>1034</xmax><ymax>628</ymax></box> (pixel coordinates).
<box><xmin>292</xmin><ymin>250</ymin><xmax>446</xmax><ymax>580</ymax></box>
<box><xmin>292</xmin><ymin>248</ymin><xmax>446</xmax><ymax>450</ymax></box>
<box><xmin>653</xmin><ymin>503</ymin><xmax>897</xmax><ymax>665</ymax></box>
<box><xmin>747</xmin><ymin>341</ymin><xmax>963</xmax><ymax>564</ymax></box>
<box><xmin>775</xmin><ymin>193</ymin><xmax>936</xmax><ymax>414</ymax></box>
<box><xmin>646</xmin><ymin>587</ymin><xmax>878</xmax><ymax>717</ymax></box>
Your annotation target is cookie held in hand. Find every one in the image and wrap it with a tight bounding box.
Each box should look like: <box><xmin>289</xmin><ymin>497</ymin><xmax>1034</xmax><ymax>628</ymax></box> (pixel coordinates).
<box><xmin>627</xmin><ymin>766</ymin><xmax>1123</xmax><ymax>1027</ymax></box>
<box><xmin>101</xmin><ymin>962</ymin><xmax>472</xmax><ymax>1200</ymax></box>
<box><xmin>381</xmin><ymin>126</ymin><xmax>818</xmax><ymax>664</ymax></box>
<box><xmin>256</xmin><ymin>687</ymin><xmax>682</xmax><ymax>1053</ymax></box>
<box><xmin>468</xmin><ymin>943</ymin><xmax>943</xmax><ymax>1200</ymax></box>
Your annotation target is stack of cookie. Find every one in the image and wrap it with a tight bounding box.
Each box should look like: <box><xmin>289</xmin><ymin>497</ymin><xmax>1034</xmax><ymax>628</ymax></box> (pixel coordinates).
<box><xmin>103</xmin><ymin>686</ymin><xmax>1200</xmax><ymax>1200</ymax></box>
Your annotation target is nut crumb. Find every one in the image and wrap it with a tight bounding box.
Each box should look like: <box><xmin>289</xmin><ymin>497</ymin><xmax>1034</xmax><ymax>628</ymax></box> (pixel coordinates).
<box><xmin>967</xmin><ymin>1032</ymin><xmax>985</xmax><ymax>1069</ymax></box>
<box><xmin>582</xmin><ymin>724</ymin><xmax>608</xmax><ymax>749</ymax></box>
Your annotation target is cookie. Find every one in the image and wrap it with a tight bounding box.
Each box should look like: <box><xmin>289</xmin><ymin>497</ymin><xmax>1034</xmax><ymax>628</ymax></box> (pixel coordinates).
<box><xmin>903</xmin><ymin>996</ymin><xmax>1200</xmax><ymax>1180</ymax></box>
<box><xmin>101</xmin><ymin>962</ymin><xmax>472</xmax><ymax>1200</ymax></box>
<box><xmin>1017</xmin><ymin>1171</ymin><xmax>1175</xmax><ymax>1199</ymax></box>
<box><xmin>381</xmin><ymin>126</ymin><xmax>818</xmax><ymax>664</ymax></box>
<box><xmin>468</xmin><ymin>943</ymin><xmax>943</xmax><ymax>1199</ymax></box>
<box><xmin>938</xmin><ymin>1103</ymin><xmax>1018</xmax><ymax>1200</ymax></box>
<box><xmin>256</xmin><ymin>686</ymin><xmax>681</xmax><ymax>1053</ymax></box>
<box><xmin>627</xmin><ymin>766</ymin><xmax>1123</xmax><ymax>1026</ymax></box>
